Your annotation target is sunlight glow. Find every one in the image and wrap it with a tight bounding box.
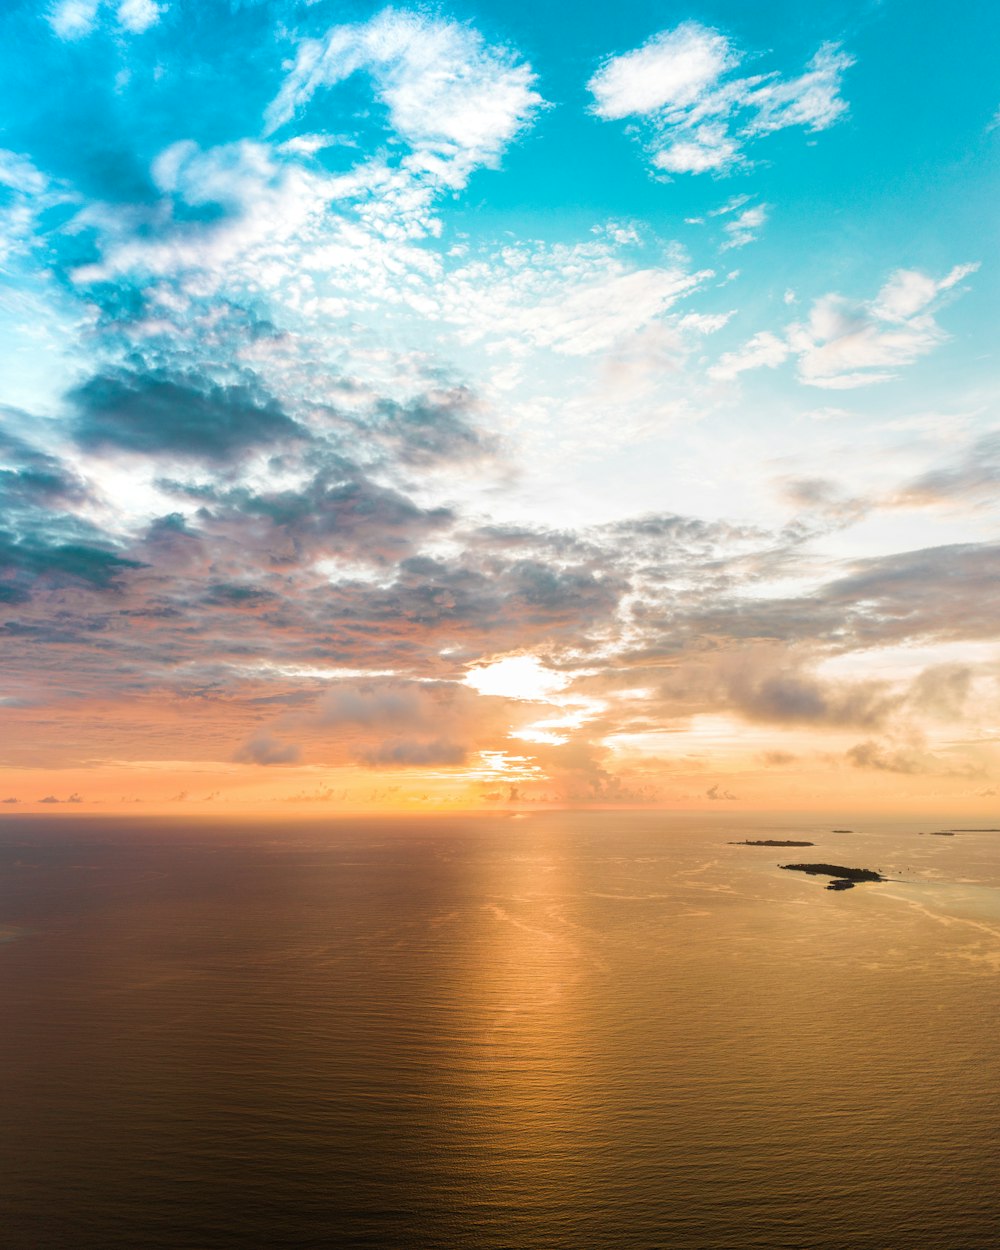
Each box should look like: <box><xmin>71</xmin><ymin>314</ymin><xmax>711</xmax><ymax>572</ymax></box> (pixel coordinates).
<box><xmin>464</xmin><ymin>655</ymin><xmax>570</xmax><ymax>701</ymax></box>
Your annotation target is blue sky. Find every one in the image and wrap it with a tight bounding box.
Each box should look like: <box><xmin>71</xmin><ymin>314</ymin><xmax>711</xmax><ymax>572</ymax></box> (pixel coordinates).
<box><xmin>0</xmin><ymin>0</ymin><xmax>998</xmax><ymax>812</ymax></box>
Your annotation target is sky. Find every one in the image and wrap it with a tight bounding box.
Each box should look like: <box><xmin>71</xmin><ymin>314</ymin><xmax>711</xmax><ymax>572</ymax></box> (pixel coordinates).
<box><xmin>0</xmin><ymin>0</ymin><xmax>998</xmax><ymax>815</ymax></box>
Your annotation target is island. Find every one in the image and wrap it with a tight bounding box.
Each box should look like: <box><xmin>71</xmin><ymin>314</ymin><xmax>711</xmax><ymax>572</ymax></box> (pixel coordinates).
<box><xmin>730</xmin><ymin>839</ymin><xmax>814</xmax><ymax>847</ymax></box>
<box><xmin>780</xmin><ymin>862</ymin><xmax>885</xmax><ymax>891</ymax></box>
<box><xmin>831</xmin><ymin>829</ymin><xmax>853</xmax><ymax>834</ymax></box>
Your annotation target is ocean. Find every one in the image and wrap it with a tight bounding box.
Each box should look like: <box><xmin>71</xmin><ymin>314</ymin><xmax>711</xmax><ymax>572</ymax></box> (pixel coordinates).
<box><xmin>1</xmin><ymin>812</ymin><xmax>998</xmax><ymax>1248</ymax></box>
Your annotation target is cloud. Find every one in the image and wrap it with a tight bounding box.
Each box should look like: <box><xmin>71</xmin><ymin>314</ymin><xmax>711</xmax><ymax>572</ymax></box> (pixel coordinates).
<box><xmin>178</xmin><ymin>467</ymin><xmax>454</xmax><ymax>566</ymax></box>
<box><xmin>358</xmin><ymin>737</ymin><xmax>467</xmax><ymax>767</ymax></box>
<box><xmin>47</xmin><ymin>0</ymin><xmax>100</xmax><ymax>38</ymax></box>
<box><xmin>846</xmin><ymin>741</ymin><xmax>921</xmax><ymax>773</ymax></box>
<box><xmin>893</xmin><ymin>432</ymin><xmax>1000</xmax><ymax>507</ymax></box>
<box><xmin>441</xmin><ymin>237</ymin><xmax>713</xmax><ymax>357</ymax></box>
<box><xmin>710</xmin><ymin>330</ymin><xmax>789</xmax><ymax>381</ymax></box>
<box><xmin>906</xmin><ymin>665</ymin><xmax>971</xmax><ymax>720</ymax></box>
<box><xmin>234</xmin><ymin>731</ymin><xmax>302</xmax><ymax>765</ymax></box>
<box><xmin>317</xmin><ymin>684</ymin><xmax>427</xmax><ymax>728</ymax></box>
<box><xmin>0</xmin><ymin>151</ymin><xmax>48</xmax><ymax>198</ymax></box>
<box><xmin>115</xmin><ymin>0</ymin><xmax>163</xmax><ymax>34</ymax></box>
<box><xmin>47</xmin><ymin>0</ymin><xmax>163</xmax><ymax>39</ymax></box>
<box><xmin>71</xmin><ymin>139</ymin><xmax>338</xmax><ymax>287</ymax></box>
<box><xmin>820</xmin><ymin>542</ymin><xmax>1000</xmax><ymax>645</ymax></box>
<box><xmin>706</xmin><ymin>783</ymin><xmax>737</xmax><ymax>799</ymax></box>
<box><xmin>37</xmin><ymin>793</ymin><xmax>83</xmax><ymax>803</ymax></box>
<box><xmin>721</xmin><ymin>203</ymin><xmax>768</xmax><ymax>250</ymax></box>
<box><xmin>588</xmin><ymin>22</ymin><xmax>737</xmax><ymax>122</ymax></box>
<box><xmin>266</xmin><ymin>9</ymin><xmax>543</xmax><ymax>188</ymax></box>
<box><xmin>0</xmin><ymin>531</ymin><xmax>143</xmax><ymax>601</ymax></box>
<box><xmin>588</xmin><ymin>23</ymin><xmax>853</xmax><ymax>175</ymax></box>
<box><xmin>742</xmin><ymin>43</ymin><xmax>854</xmax><ymax>135</ymax></box>
<box><xmin>727</xmin><ymin>667</ymin><xmax>896</xmax><ymax>728</ymax></box>
<box><xmin>845</xmin><ymin>739</ymin><xmax>983</xmax><ymax>778</ymax></box>
<box><xmin>70</xmin><ymin>369</ymin><xmax>303</xmax><ymax>461</ymax></box>
<box><xmin>372</xmin><ymin>388</ymin><xmax>493</xmax><ymax>465</ymax></box>
<box><xmin>713</xmin><ymin>263</ymin><xmax>978</xmax><ymax>388</ymax></box>
<box><xmin>791</xmin><ymin>264</ymin><xmax>978</xmax><ymax>388</ymax></box>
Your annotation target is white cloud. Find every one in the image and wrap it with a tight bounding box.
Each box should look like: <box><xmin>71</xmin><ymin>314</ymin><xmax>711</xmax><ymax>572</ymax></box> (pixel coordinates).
<box><xmin>871</xmin><ymin>264</ymin><xmax>977</xmax><ymax>323</ymax></box>
<box><xmin>588</xmin><ymin>22</ymin><xmax>854</xmax><ymax>176</ymax></box>
<box><xmin>439</xmin><ymin>237</ymin><xmax>713</xmax><ymax>357</ymax></box>
<box><xmin>73</xmin><ymin>140</ymin><xmax>339</xmax><ymax>285</ymax></box>
<box><xmin>742</xmin><ymin>44</ymin><xmax>854</xmax><ymax>135</ymax></box>
<box><xmin>0</xmin><ymin>150</ymin><xmax>60</xmax><ymax>267</ymax></box>
<box><xmin>47</xmin><ymin>0</ymin><xmax>164</xmax><ymax>37</ymax></box>
<box><xmin>266</xmin><ymin>9</ymin><xmax>543</xmax><ymax>189</ymax></box>
<box><xmin>712</xmin><ymin>263</ymin><xmax>979</xmax><ymax>389</ymax></box>
<box><xmin>47</xmin><ymin>0</ymin><xmax>99</xmax><ymax>38</ymax></box>
<box><xmin>116</xmin><ymin>0</ymin><xmax>163</xmax><ymax>34</ymax></box>
<box><xmin>0</xmin><ymin>150</ymin><xmax>48</xmax><ymax>197</ymax></box>
<box><xmin>793</xmin><ymin>264</ymin><xmax>979</xmax><ymax>388</ymax></box>
<box><xmin>653</xmin><ymin>122</ymin><xmax>740</xmax><ymax>175</ymax></box>
<box><xmin>588</xmin><ymin>22</ymin><xmax>737</xmax><ymax>121</ymax></box>
<box><xmin>710</xmin><ymin>330</ymin><xmax>789</xmax><ymax>381</ymax></box>
<box><xmin>708</xmin><ymin>194</ymin><xmax>752</xmax><ymax>218</ymax></box>
<box><xmin>721</xmin><ymin>203</ymin><xmax>768</xmax><ymax>250</ymax></box>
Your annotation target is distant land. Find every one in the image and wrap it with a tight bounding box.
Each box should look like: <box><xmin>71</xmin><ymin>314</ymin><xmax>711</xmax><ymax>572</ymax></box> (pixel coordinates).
<box><xmin>780</xmin><ymin>863</ymin><xmax>885</xmax><ymax>891</ymax></box>
<box><xmin>731</xmin><ymin>839</ymin><xmax>814</xmax><ymax>847</ymax></box>
<box><xmin>921</xmin><ymin>828</ymin><xmax>1000</xmax><ymax>835</ymax></box>
<box><xmin>831</xmin><ymin>829</ymin><xmax>853</xmax><ymax>834</ymax></box>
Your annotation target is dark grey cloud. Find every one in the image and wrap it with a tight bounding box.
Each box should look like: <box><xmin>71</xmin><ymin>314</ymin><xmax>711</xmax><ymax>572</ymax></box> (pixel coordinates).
<box><xmin>171</xmin><ymin>466</ymin><xmax>454</xmax><ymax>566</ymax></box>
<box><xmin>70</xmin><ymin>368</ymin><xmax>302</xmax><ymax>461</ymax></box>
<box><xmin>373</xmin><ymin>388</ymin><xmax>493</xmax><ymax>465</ymax></box>
<box><xmin>203</xmin><ymin>582</ymin><xmax>278</xmax><ymax>608</ymax></box>
<box><xmin>727</xmin><ymin>668</ymin><xmax>896</xmax><ymax>728</ymax></box>
<box><xmin>0</xmin><ymin>428</ymin><xmax>132</xmax><ymax>604</ymax></box>
<box><xmin>0</xmin><ymin>424</ymin><xmax>85</xmax><ymax>512</ymax></box>
<box><xmin>0</xmin><ymin>532</ymin><xmax>143</xmax><ymax>602</ymax></box>
<box><xmin>318</xmin><ymin>554</ymin><xmax>624</xmax><ymax>650</ymax></box>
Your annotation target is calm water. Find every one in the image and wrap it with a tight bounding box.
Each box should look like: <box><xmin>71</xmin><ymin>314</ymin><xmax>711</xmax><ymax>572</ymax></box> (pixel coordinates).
<box><xmin>1</xmin><ymin>812</ymin><xmax>999</xmax><ymax>1249</ymax></box>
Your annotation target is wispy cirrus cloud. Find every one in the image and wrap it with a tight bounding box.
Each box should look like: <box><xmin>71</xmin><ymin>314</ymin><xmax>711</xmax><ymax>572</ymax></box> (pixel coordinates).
<box><xmin>721</xmin><ymin>203</ymin><xmax>768</xmax><ymax>250</ymax></box>
<box><xmin>588</xmin><ymin>23</ymin><xmax>853</xmax><ymax>175</ymax></box>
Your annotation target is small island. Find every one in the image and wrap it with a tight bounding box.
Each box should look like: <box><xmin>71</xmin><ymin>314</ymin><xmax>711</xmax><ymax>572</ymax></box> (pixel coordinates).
<box><xmin>730</xmin><ymin>839</ymin><xmax>814</xmax><ymax>847</ymax></box>
<box><xmin>831</xmin><ymin>829</ymin><xmax>853</xmax><ymax>834</ymax></box>
<box><xmin>780</xmin><ymin>862</ymin><xmax>885</xmax><ymax>891</ymax></box>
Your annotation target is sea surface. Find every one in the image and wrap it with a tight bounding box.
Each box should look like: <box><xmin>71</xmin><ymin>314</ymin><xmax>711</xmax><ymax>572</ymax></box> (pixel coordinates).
<box><xmin>1</xmin><ymin>811</ymin><xmax>999</xmax><ymax>1249</ymax></box>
